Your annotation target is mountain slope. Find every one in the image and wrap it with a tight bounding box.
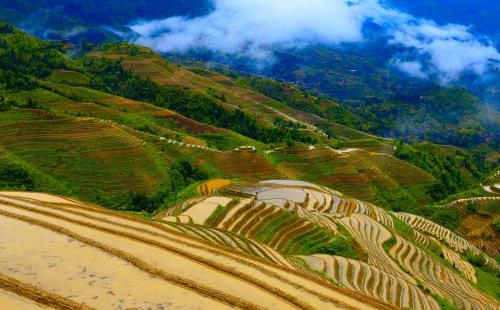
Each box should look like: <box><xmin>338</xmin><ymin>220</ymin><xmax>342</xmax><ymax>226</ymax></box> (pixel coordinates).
<box><xmin>1</xmin><ymin>25</ymin><xmax>495</xmax><ymax>214</ymax></box>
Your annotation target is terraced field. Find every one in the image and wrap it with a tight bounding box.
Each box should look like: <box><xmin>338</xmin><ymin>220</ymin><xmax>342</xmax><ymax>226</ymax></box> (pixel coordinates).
<box><xmin>432</xmin><ymin>195</ymin><xmax>500</xmax><ymax>257</ymax></box>
<box><xmin>158</xmin><ymin>196</ymin><xmax>340</xmax><ymax>254</ymax></box>
<box><xmin>227</xmin><ymin>180</ymin><xmax>392</xmax><ymax>227</ymax></box>
<box><xmin>2</xmin><ymin>26</ymin><xmax>498</xmax><ymax>310</ymax></box>
<box><xmin>154</xmin><ymin>180</ymin><xmax>499</xmax><ymax>310</ymax></box>
<box><xmin>339</xmin><ymin>214</ymin><xmax>414</xmax><ymax>284</ymax></box>
<box><xmin>266</xmin><ymin>147</ymin><xmax>435</xmax><ymax>204</ymax></box>
<box><xmin>0</xmin><ymin>191</ymin><xmax>391</xmax><ymax>310</ymax></box>
<box><xmin>299</xmin><ymin>254</ymin><xmax>439</xmax><ymax>310</ymax></box>
<box><xmin>197</xmin><ymin>179</ymin><xmax>232</xmax><ymax>195</ymax></box>
<box><xmin>0</xmin><ymin>109</ymin><xmax>167</xmax><ymax>196</ymax></box>
<box><xmin>91</xmin><ymin>45</ymin><xmax>323</xmax><ymax>134</ymax></box>
<box><xmin>458</xmin><ymin>214</ymin><xmax>500</xmax><ymax>257</ymax></box>
<box><xmin>395</xmin><ymin>212</ymin><xmax>500</xmax><ymax>272</ymax></box>
<box><xmin>12</xmin><ymin>86</ymin><xmax>223</xmax><ymax>145</ymax></box>
<box><xmin>9</xmin><ymin>51</ymin><xmax>440</xmax><ymax>208</ymax></box>
<box><xmin>389</xmin><ymin>236</ymin><xmax>497</xmax><ymax>310</ymax></box>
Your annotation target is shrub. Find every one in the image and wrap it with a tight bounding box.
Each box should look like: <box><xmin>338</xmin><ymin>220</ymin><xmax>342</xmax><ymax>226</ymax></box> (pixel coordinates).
<box><xmin>308</xmin><ymin>235</ymin><xmax>361</xmax><ymax>260</ymax></box>
<box><xmin>493</xmin><ymin>218</ymin><xmax>500</xmax><ymax>233</ymax></box>
<box><xmin>0</xmin><ymin>164</ymin><xmax>36</xmax><ymax>190</ymax></box>
<box><xmin>429</xmin><ymin>208</ymin><xmax>461</xmax><ymax>231</ymax></box>
<box><xmin>464</xmin><ymin>250</ymin><xmax>487</xmax><ymax>268</ymax></box>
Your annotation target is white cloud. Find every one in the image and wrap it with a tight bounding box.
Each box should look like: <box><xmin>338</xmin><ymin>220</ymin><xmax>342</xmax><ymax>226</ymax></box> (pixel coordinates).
<box><xmin>389</xmin><ymin>21</ymin><xmax>500</xmax><ymax>82</ymax></box>
<box><xmin>129</xmin><ymin>0</ymin><xmax>500</xmax><ymax>83</ymax></box>
<box><xmin>391</xmin><ymin>60</ymin><xmax>427</xmax><ymax>79</ymax></box>
<box><xmin>131</xmin><ymin>0</ymin><xmax>405</xmax><ymax>57</ymax></box>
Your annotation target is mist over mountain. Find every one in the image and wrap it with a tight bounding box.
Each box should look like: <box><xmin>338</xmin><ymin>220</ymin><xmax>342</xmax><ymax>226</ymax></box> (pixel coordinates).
<box><xmin>1</xmin><ymin>0</ymin><xmax>498</xmax><ymax>133</ymax></box>
<box><xmin>129</xmin><ymin>0</ymin><xmax>499</xmax><ymax>83</ymax></box>
<box><xmin>0</xmin><ymin>0</ymin><xmax>212</xmax><ymax>41</ymax></box>
<box><xmin>1</xmin><ymin>1</ymin><xmax>498</xmax><ymax>95</ymax></box>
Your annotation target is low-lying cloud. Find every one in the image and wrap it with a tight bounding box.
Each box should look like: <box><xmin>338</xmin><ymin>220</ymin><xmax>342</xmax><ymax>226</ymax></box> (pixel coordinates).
<box><xmin>390</xmin><ymin>21</ymin><xmax>500</xmax><ymax>82</ymax></box>
<box><xmin>130</xmin><ymin>0</ymin><xmax>500</xmax><ymax>82</ymax></box>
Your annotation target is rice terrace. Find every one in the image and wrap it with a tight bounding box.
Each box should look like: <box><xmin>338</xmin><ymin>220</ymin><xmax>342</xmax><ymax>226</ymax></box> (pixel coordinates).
<box><xmin>1</xmin><ymin>1</ymin><xmax>500</xmax><ymax>309</ymax></box>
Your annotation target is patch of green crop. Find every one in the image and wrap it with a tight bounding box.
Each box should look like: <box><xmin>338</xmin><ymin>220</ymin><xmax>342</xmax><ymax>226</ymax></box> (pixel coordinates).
<box><xmin>255</xmin><ymin>213</ymin><xmax>296</xmax><ymax>244</ymax></box>
<box><xmin>204</xmin><ymin>205</ymin><xmax>226</xmax><ymax>226</ymax></box>
<box><xmin>392</xmin><ymin>215</ymin><xmax>412</xmax><ymax>239</ymax></box>
<box><xmin>474</xmin><ymin>267</ymin><xmax>500</xmax><ymax>301</ymax></box>
<box><xmin>303</xmin><ymin>234</ymin><xmax>362</xmax><ymax>260</ymax></box>
<box><xmin>383</xmin><ymin>235</ymin><xmax>397</xmax><ymax>252</ymax></box>
<box><xmin>197</xmin><ymin>132</ymin><xmax>265</xmax><ymax>151</ymax></box>
<box><xmin>432</xmin><ymin>294</ymin><xmax>458</xmax><ymax>310</ymax></box>
<box><xmin>493</xmin><ymin>218</ymin><xmax>500</xmax><ymax>233</ymax></box>
<box><xmin>47</xmin><ymin>69</ymin><xmax>90</xmax><ymax>86</ymax></box>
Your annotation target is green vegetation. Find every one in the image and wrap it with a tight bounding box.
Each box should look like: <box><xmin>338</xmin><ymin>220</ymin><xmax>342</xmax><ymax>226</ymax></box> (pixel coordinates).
<box><xmin>0</xmin><ymin>23</ymin><xmax>78</xmax><ymax>90</ymax></box>
<box><xmin>47</xmin><ymin>69</ymin><xmax>90</xmax><ymax>86</ymax></box>
<box><xmin>83</xmin><ymin>56</ymin><xmax>318</xmax><ymax>145</ymax></box>
<box><xmin>351</xmin><ymin>87</ymin><xmax>495</xmax><ymax>147</ymax></box>
<box><xmin>474</xmin><ymin>267</ymin><xmax>500</xmax><ymax>301</ymax></box>
<box><xmin>264</xmin><ymin>44</ymin><xmax>498</xmax><ymax>148</ymax></box>
<box><xmin>383</xmin><ymin>235</ymin><xmax>397</xmax><ymax>252</ymax></box>
<box><xmin>428</xmin><ymin>208</ymin><xmax>462</xmax><ymax>231</ymax></box>
<box><xmin>236</xmin><ymin>76</ymin><xmax>364</xmax><ymax>133</ymax></box>
<box><xmin>255</xmin><ymin>213</ymin><xmax>296</xmax><ymax>244</ymax></box>
<box><xmin>472</xmin><ymin>200</ymin><xmax>500</xmax><ymax>215</ymax></box>
<box><xmin>432</xmin><ymin>294</ymin><xmax>459</xmax><ymax>310</ymax></box>
<box><xmin>204</xmin><ymin>205</ymin><xmax>226</xmax><ymax>226</ymax></box>
<box><xmin>304</xmin><ymin>233</ymin><xmax>363</xmax><ymax>260</ymax></box>
<box><xmin>105</xmin><ymin>158</ymin><xmax>207</xmax><ymax>213</ymax></box>
<box><xmin>493</xmin><ymin>218</ymin><xmax>500</xmax><ymax>233</ymax></box>
<box><xmin>464</xmin><ymin>250</ymin><xmax>499</xmax><ymax>276</ymax></box>
<box><xmin>197</xmin><ymin>132</ymin><xmax>265</xmax><ymax>151</ymax></box>
<box><xmin>284</xmin><ymin>221</ymin><xmax>365</xmax><ymax>260</ymax></box>
<box><xmin>395</xmin><ymin>141</ymin><xmax>491</xmax><ymax>201</ymax></box>
<box><xmin>373</xmin><ymin>185</ymin><xmax>420</xmax><ymax>212</ymax></box>
<box><xmin>0</xmin><ymin>163</ymin><xmax>36</xmax><ymax>190</ymax></box>
<box><xmin>438</xmin><ymin>188</ymin><xmax>493</xmax><ymax>205</ymax></box>
<box><xmin>392</xmin><ymin>216</ymin><xmax>412</xmax><ymax>239</ymax></box>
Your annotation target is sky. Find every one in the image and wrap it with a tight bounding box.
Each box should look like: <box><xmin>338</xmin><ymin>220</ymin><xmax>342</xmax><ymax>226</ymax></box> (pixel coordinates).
<box><xmin>129</xmin><ymin>0</ymin><xmax>500</xmax><ymax>83</ymax></box>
